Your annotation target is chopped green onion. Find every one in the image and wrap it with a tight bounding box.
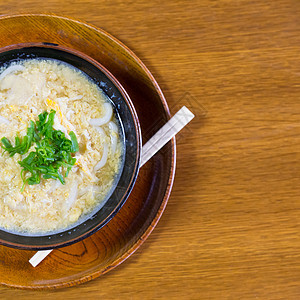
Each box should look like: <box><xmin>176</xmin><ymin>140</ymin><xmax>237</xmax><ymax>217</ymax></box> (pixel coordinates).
<box><xmin>1</xmin><ymin>110</ymin><xmax>79</xmax><ymax>190</ymax></box>
<box><xmin>69</xmin><ymin>131</ymin><xmax>79</xmax><ymax>152</ymax></box>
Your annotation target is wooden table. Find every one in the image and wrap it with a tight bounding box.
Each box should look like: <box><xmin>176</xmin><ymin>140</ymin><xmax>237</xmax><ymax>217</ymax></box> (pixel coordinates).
<box><xmin>0</xmin><ymin>0</ymin><xmax>299</xmax><ymax>299</ymax></box>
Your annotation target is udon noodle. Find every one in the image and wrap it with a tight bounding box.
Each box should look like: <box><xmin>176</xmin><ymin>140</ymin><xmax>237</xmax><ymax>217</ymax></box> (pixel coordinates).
<box><xmin>0</xmin><ymin>59</ymin><xmax>123</xmax><ymax>234</ymax></box>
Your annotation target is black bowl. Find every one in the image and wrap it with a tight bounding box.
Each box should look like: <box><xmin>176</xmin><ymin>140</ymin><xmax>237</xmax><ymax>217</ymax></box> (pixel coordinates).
<box><xmin>0</xmin><ymin>43</ymin><xmax>141</xmax><ymax>250</ymax></box>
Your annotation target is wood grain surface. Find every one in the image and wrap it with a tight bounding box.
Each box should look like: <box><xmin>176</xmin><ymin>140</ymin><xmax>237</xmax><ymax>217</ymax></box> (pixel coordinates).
<box><xmin>0</xmin><ymin>0</ymin><xmax>299</xmax><ymax>299</ymax></box>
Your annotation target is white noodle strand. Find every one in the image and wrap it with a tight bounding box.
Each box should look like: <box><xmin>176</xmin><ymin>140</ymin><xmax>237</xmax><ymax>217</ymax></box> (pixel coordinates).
<box><xmin>47</xmin><ymin>180</ymin><xmax>62</xmax><ymax>194</ymax></box>
<box><xmin>66</xmin><ymin>109</ymin><xmax>75</xmax><ymax>120</ymax></box>
<box><xmin>89</xmin><ymin>103</ymin><xmax>113</xmax><ymax>126</ymax></box>
<box><xmin>108</xmin><ymin>121</ymin><xmax>118</xmax><ymax>154</ymax></box>
<box><xmin>108</xmin><ymin>121</ymin><xmax>118</xmax><ymax>132</ymax></box>
<box><xmin>65</xmin><ymin>182</ymin><xmax>78</xmax><ymax>212</ymax></box>
<box><xmin>0</xmin><ymin>115</ymin><xmax>10</xmax><ymax>125</ymax></box>
<box><xmin>95</xmin><ymin>126</ymin><xmax>105</xmax><ymax>137</ymax></box>
<box><xmin>0</xmin><ymin>65</ymin><xmax>25</xmax><ymax>81</ymax></box>
<box><xmin>94</xmin><ymin>144</ymin><xmax>108</xmax><ymax>171</ymax></box>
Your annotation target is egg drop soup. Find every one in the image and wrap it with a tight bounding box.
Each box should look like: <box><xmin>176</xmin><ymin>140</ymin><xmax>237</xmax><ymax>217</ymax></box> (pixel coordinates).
<box><xmin>0</xmin><ymin>59</ymin><xmax>123</xmax><ymax>234</ymax></box>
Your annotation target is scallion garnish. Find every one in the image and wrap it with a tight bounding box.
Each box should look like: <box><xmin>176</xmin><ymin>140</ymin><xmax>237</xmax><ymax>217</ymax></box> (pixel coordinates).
<box><xmin>1</xmin><ymin>110</ymin><xmax>79</xmax><ymax>191</ymax></box>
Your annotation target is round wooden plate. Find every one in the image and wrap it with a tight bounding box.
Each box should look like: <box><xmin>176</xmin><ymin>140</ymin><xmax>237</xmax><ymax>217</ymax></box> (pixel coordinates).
<box><xmin>0</xmin><ymin>14</ymin><xmax>176</xmax><ymax>289</ymax></box>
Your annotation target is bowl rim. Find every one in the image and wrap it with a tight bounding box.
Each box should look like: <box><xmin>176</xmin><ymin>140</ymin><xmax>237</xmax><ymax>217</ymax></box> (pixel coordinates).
<box><xmin>0</xmin><ymin>42</ymin><xmax>142</xmax><ymax>249</ymax></box>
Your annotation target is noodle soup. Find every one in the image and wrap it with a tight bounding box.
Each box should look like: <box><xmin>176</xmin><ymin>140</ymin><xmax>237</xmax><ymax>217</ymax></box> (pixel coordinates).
<box><xmin>0</xmin><ymin>59</ymin><xmax>123</xmax><ymax>234</ymax></box>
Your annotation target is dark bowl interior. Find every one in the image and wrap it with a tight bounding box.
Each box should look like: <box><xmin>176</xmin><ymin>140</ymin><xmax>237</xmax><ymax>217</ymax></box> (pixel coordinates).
<box><xmin>0</xmin><ymin>43</ymin><xmax>141</xmax><ymax>250</ymax></box>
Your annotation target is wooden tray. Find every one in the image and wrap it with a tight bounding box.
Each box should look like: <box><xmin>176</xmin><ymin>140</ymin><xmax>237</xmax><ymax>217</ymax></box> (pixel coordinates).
<box><xmin>0</xmin><ymin>14</ymin><xmax>175</xmax><ymax>289</ymax></box>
